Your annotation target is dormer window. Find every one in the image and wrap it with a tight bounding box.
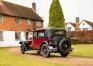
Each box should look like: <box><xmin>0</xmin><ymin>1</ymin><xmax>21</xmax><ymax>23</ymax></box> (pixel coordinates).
<box><xmin>0</xmin><ymin>14</ymin><xmax>3</xmax><ymax>23</ymax></box>
<box><xmin>15</xmin><ymin>17</ymin><xmax>21</xmax><ymax>24</ymax></box>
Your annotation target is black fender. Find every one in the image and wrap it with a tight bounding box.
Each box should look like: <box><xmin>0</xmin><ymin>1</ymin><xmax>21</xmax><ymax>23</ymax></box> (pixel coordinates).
<box><xmin>19</xmin><ymin>41</ymin><xmax>29</xmax><ymax>51</ymax></box>
<box><xmin>40</xmin><ymin>41</ymin><xmax>49</xmax><ymax>48</ymax></box>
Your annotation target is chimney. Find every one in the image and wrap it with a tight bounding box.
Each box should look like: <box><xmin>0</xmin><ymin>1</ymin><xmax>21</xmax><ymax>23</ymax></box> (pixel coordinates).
<box><xmin>76</xmin><ymin>17</ymin><xmax>79</xmax><ymax>30</ymax></box>
<box><xmin>32</xmin><ymin>2</ymin><xmax>36</xmax><ymax>12</ymax></box>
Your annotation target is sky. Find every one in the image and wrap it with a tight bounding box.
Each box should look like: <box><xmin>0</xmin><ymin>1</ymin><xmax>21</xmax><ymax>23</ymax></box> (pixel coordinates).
<box><xmin>5</xmin><ymin>0</ymin><xmax>93</xmax><ymax>28</ymax></box>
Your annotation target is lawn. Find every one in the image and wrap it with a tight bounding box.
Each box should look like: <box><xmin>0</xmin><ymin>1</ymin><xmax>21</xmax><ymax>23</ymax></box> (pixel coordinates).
<box><xmin>0</xmin><ymin>48</ymin><xmax>67</xmax><ymax>66</ymax></box>
<box><xmin>71</xmin><ymin>44</ymin><xmax>93</xmax><ymax>58</ymax></box>
<box><xmin>0</xmin><ymin>44</ymin><xmax>93</xmax><ymax>66</ymax></box>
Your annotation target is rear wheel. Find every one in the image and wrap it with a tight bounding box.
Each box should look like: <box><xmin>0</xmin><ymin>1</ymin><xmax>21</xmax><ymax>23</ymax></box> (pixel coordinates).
<box><xmin>41</xmin><ymin>44</ymin><xmax>50</xmax><ymax>58</ymax></box>
<box><xmin>20</xmin><ymin>45</ymin><xmax>25</xmax><ymax>54</ymax></box>
<box><xmin>58</xmin><ymin>39</ymin><xmax>71</xmax><ymax>57</ymax></box>
<box><xmin>60</xmin><ymin>52</ymin><xmax>69</xmax><ymax>57</ymax></box>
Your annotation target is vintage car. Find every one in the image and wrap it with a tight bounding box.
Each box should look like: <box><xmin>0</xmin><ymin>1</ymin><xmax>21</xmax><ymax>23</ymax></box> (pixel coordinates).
<box><xmin>19</xmin><ymin>28</ymin><xmax>72</xmax><ymax>58</ymax></box>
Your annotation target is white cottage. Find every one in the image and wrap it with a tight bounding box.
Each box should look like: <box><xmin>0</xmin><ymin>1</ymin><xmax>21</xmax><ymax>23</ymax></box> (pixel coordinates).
<box><xmin>66</xmin><ymin>22</ymin><xmax>76</xmax><ymax>31</ymax></box>
<box><xmin>79</xmin><ymin>20</ymin><xmax>93</xmax><ymax>30</ymax></box>
<box><xmin>0</xmin><ymin>1</ymin><xmax>43</xmax><ymax>47</ymax></box>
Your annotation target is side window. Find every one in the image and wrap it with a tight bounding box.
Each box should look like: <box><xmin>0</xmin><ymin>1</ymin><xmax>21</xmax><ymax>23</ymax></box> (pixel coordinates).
<box><xmin>15</xmin><ymin>32</ymin><xmax>21</xmax><ymax>40</ymax></box>
<box><xmin>15</xmin><ymin>17</ymin><xmax>21</xmax><ymax>24</ymax></box>
<box><xmin>38</xmin><ymin>31</ymin><xmax>45</xmax><ymax>38</ymax></box>
<box><xmin>33</xmin><ymin>32</ymin><xmax>38</xmax><ymax>38</ymax></box>
<box><xmin>0</xmin><ymin>14</ymin><xmax>3</xmax><ymax>23</ymax></box>
<box><xmin>0</xmin><ymin>31</ymin><xmax>3</xmax><ymax>41</ymax></box>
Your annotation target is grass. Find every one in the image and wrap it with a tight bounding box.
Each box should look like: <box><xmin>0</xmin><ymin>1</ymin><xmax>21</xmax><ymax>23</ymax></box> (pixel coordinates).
<box><xmin>0</xmin><ymin>44</ymin><xmax>93</xmax><ymax>66</ymax></box>
<box><xmin>0</xmin><ymin>48</ymin><xmax>67</xmax><ymax>66</ymax></box>
<box><xmin>71</xmin><ymin>44</ymin><xmax>93</xmax><ymax>58</ymax></box>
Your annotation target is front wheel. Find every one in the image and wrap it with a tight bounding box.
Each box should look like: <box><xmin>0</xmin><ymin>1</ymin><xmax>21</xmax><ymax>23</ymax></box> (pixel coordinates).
<box><xmin>20</xmin><ymin>45</ymin><xmax>25</xmax><ymax>54</ymax></box>
<box><xmin>41</xmin><ymin>44</ymin><xmax>50</xmax><ymax>58</ymax></box>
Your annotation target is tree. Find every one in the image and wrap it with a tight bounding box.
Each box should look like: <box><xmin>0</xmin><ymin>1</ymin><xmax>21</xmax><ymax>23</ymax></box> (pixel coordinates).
<box><xmin>49</xmin><ymin>0</ymin><xmax>65</xmax><ymax>28</ymax></box>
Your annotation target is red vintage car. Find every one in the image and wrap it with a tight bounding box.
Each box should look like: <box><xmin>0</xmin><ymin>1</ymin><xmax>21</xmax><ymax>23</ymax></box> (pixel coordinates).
<box><xmin>19</xmin><ymin>28</ymin><xmax>72</xmax><ymax>58</ymax></box>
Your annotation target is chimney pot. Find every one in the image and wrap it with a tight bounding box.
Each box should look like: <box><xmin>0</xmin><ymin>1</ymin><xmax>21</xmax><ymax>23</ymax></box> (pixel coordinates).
<box><xmin>32</xmin><ymin>2</ymin><xmax>36</xmax><ymax>12</ymax></box>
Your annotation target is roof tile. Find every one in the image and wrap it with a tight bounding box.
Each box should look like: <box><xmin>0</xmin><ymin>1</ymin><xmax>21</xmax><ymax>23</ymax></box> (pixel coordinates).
<box><xmin>0</xmin><ymin>1</ymin><xmax>43</xmax><ymax>21</ymax></box>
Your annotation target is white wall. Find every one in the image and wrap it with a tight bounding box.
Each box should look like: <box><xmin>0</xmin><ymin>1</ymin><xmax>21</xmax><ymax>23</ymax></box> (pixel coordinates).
<box><xmin>0</xmin><ymin>31</ymin><xmax>25</xmax><ymax>47</ymax></box>
<box><xmin>79</xmin><ymin>21</ymin><xmax>92</xmax><ymax>30</ymax></box>
<box><xmin>66</xmin><ymin>23</ymin><xmax>75</xmax><ymax>31</ymax></box>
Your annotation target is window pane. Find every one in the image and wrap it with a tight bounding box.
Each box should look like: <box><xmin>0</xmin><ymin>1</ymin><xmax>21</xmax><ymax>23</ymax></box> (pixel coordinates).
<box><xmin>33</xmin><ymin>32</ymin><xmax>37</xmax><ymax>38</ymax></box>
<box><xmin>15</xmin><ymin>32</ymin><xmax>21</xmax><ymax>40</ymax></box>
<box><xmin>0</xmin><ymin>14</ymin><xmax>3</xmax><ymax>23</ymax></box>
<box><xmin>0</xmin><ymin>31</ymin><xmax>3</xmax><ymax>41</ymax></box>
<box><xmin>15</xmin><ymin>17</ymin><xmax>21</xmax><ymax>24</ymax></box>
<box><xmin>39</xmin><ymin>22</ymin><xmax>41</xmax><ymax>26</ymax></box>
<box><xmin>36</xmin><ymin>21</ymin><xmax>39</xmax><ymax>26</ymax></box>
<box><xmin>38</xmin><ymin>31</ymin><xmax>44</xmax><ymax>38</ymax></box>
<box><xmin>27</xmin><ymin>19</ymin><xmax>31</xmax><ymax>24</ymax></box>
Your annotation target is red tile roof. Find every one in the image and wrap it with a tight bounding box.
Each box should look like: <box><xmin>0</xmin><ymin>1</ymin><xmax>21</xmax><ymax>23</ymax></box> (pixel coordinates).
<box><xmin>0</xmin><ymin>1</ymin><xmax>43</xmax><ymax>21</ymax></box>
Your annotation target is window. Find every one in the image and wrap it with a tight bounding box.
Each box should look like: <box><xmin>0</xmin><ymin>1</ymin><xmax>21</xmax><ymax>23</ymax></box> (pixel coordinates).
<box><xmin>39</xmin><ymin>22</ymin><xmax>42</xmax><ymax>26</ymax></box>
<box><xmin>36</xmin><ymin>21</ymin><xmax>41</xmax><ymax>26</ymax></box>
<box><xmin>15</xmin><ymin>32</ymin><xmax>21</xmax><ymax>40</ymax></box>
<box><xmin>27</xmin><ymin>19</ymin><xmax>31</xmax><ymax>24</ymax></box>
<box><xmin>15</xmin><ymin>17</ymin><xmax>21</xmax><ymax>24</ymax></box>
<box><xmin>33</xmin><ymin>32</ymin><xmax>38</xmax><ymax>38</ymax></box>
<box><xmin>83</xmin><ymin>28</ymin><xmax>88</xmax><ymax>30</ymax></box>
<box><xmin>83</xmin><ymin>22</ymin><xmax>85</xmax><ymax>25</ymax></box>
<box><xmin>0</xmin><ymin>31</ymin><xmax>3</xmax><ymax>41</ymax></box>
<box><xmin>67</xmin><ymin>27</ymin><xmax>71</xmax><ymax>31</ymax></box>
<box><xmin>0</xmin><ymin>14</ymin><xmax>3</xmax><ymax>23</ymax></box>
<box><xmin>38</xmin><ymin>31</ymin><xmax>45</xmax><ymax>38</ymax></box>
<box><xmin>33</xmin><ymin>31</ymin><xmax>45</xmax><ymax>38</ymax></box>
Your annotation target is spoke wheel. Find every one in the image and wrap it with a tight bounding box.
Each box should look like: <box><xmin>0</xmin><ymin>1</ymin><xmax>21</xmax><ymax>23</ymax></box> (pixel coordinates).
<box><xmin>61</xmin><ymin>42</ymin><xmax>69</xmax><ymax>52</ymax></box>
<box><xmin>41</xmin><ymin>44</ymin><xmax>50</xmax><ymax>58</ymax></box>
<box><xmin>59</xmin><ymin>39</ymin><xmax>71</xmax><ymax>53</ymax></box>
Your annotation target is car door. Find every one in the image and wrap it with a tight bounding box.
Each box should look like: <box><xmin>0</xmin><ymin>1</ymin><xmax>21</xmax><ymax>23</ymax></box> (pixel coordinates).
<box><xmin>31</xmin><ymin>31</ymin><xmax>39</xmax><ymax>49</ymax></box>
<box><xmin>36</xmin><ymin>30</ymin><xmax>45</xmax><ymax>49</ymax></box>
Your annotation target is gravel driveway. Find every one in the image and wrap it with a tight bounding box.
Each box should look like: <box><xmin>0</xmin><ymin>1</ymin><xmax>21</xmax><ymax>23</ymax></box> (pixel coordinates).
<box><xmin>8</xmin><ymin>47</ymin><xmax>93</xmax><ymax>66</ymax></box>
